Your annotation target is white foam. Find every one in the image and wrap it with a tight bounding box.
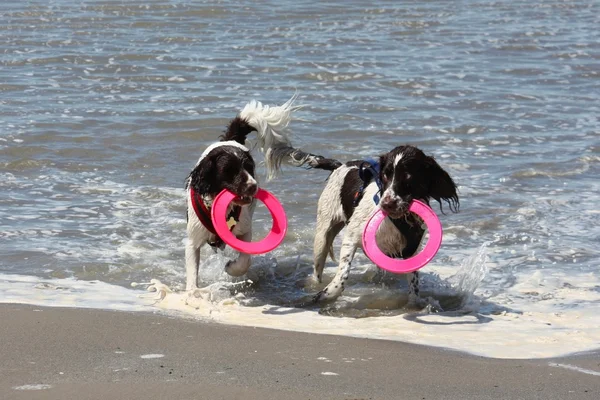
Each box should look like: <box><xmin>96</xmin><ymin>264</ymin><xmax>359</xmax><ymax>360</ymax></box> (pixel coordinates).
<box><xmin>2</xmin><ymin>268</ymin><xmax>600</xmax><ymax>360</ymax></box>
<box><xmin>0</xmin><ymin>274</ymin><xmax>146</xmax><ymax>312</ymax></box>
<box><xmin>140</xmin><ymin>354</ymin><xmax>164</xmax><ymax>359</ymax></box>
<box><xmin>149</xmin><ymin>281</ymin><xmax>600</xmax><ymax>360</ymax></box>
<box><xmin>548</xmin><ymin>363</ymin><xmax>600</xmax><ymax>377</ymax></box>
<box><xmin>13</xmin><ymin>384</ymin><xmax>52</xmax><ymax>391</ymax></box>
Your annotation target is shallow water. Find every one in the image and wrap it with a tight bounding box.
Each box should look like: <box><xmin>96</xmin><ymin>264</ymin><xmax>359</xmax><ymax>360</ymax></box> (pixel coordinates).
<box><xmin>1</xmin><ymin>0</ymin><xmax>599</xmax><ymax>358</ymax></box>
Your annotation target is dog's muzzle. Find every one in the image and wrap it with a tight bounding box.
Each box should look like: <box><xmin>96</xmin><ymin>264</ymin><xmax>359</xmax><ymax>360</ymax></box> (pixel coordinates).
<box><xmin>233</xmin><ymin>182</ymin><xmax>258</xmax><ymax>205</ymax></box>
<box><xmin>380</xmin><ymin>196</ymin><xmax>410</xmax><ymax>218</ymax></box>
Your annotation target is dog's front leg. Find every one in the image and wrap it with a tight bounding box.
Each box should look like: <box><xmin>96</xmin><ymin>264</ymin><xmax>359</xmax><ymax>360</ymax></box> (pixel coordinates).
<box><xmin>224</xmin><ymin>230</ymin><xmax>252</xmax><ymax>277</ymax></box>
<box><xmin>313</xmin><ymin>239</ymin><xmax>357</xmax><ymax>303</ymax></box>
<box><xmin>406</xmin><ymin>271</ymin><xmax>420</xmax><ymax>305</ymax></box>
<box><xmin>185</xmin><ymin>239</ymin><xmax>202</xmax><ymax>291</ymax></box>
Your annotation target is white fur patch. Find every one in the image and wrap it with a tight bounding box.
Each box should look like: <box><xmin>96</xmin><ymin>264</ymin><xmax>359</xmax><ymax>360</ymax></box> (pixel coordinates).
<box><xmin>317</xmin><ymin>165</ymin><xmax>356</xmax><ymax>222</ymax></box>
<box><xmin>393</xmin><ymin>153</ymin><xmax>403</xmax><ymax>167</ymax></box>
<box><xmin>239</xmin><ymin>95</ymin><xmax>299</xmax><ymax>180</ymax></box>
<box><xmin>246</xmin><ymin>171</ymin><xmax>257</xmax><ymax>186</ymax></box>
<box><xmin>382</xmin><ymin>186</ymin><xmax>401</xmax><ymax>203</ymax></box>
<box><xmin>195</xmin><ymin>141</ymin><xmax>249</xmax><ymax>166</ymax></box>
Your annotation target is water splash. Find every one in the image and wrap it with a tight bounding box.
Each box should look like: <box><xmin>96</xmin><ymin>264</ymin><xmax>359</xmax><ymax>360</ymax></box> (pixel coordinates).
<box><xmin>450</xmin><ymin>241</ymin><xmax>490</xmax><ymax>310</ymax></box>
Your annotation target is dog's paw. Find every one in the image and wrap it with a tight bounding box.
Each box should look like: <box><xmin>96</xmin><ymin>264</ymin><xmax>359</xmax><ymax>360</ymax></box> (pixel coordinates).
<box><xmin>185</xmin><ymin>288</ymin><xmax>206</xmax><ymax>309</ymax></box>
<box><xmin>312</xmin><ymin>289</ymin><xmax>327</xmax><ymax>303</ymax></box>
<box><xmin>224</xmin><ymin>259</ymin><xmax>250</xmax><ymax>277</ymax></box>
<box><xmin>188</xmin><ymin>287</ymin><xmax>205</xmax><ymax>299</ymax></box>
<box><xmin>312</xmin><ymin>273</ymin><xmax>323</xmax><ymax>284</ymax></box>
<box><xmin>407</xmin><ymin>295</ymin><xmax>444</xmax><ymax>313</ymax></box>
<box><xmin>301</xmin><ymin>274</ymin><xmax>322</xmax><ymax>291</ymax></box>
<box><xmin>312</xmin><ymin>286</ymin><xmax>341</xmax><ymax>304</ymax></box>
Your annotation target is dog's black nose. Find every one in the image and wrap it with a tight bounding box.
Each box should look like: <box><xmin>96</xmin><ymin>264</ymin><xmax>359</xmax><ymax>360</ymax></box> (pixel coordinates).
<box><xmin>380</xmin><ymin>197</ymin><xmax>397</xmax><ymax>210</ymax></box>
<box><xmin>246</xmin><ymin>182</ymin><xmax>258</xmax><ymax>195</ymax></box>
<box><xmin>380</xmin><ymin>196</ymin><xmax>408</xmax><ymax>217</ymax></box>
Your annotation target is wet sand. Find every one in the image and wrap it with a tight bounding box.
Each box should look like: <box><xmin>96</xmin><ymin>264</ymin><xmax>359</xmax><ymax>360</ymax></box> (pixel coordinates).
<box><xmin>1</xmin><ymin>304</ymin><xmax>598</xmax><ymax>400</ymax></box>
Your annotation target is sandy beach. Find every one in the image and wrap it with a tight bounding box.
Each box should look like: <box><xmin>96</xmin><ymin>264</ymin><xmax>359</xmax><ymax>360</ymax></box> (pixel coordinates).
<box><xmin>2</xmin><ymin>1</ymin><xmax>599</xmax><ymax>399</ymax></box>
<box><xmin>1</xmin><ymin>304</ymin><xmax>598</xmax><ymax>400</ymax></box>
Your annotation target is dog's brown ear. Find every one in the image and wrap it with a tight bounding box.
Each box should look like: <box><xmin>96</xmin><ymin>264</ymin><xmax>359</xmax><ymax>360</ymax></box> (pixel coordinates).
<box><xmin>426</xmin><ymin>156</ymin><xmax>459</xmax><ymax>213</ymax></box>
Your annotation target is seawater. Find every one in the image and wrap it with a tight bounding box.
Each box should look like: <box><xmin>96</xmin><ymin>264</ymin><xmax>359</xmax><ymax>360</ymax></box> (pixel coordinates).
<box><xmin>1</xmin><ymin>0</ymin><xmax>599</xmax><ymax>359</ymax></box>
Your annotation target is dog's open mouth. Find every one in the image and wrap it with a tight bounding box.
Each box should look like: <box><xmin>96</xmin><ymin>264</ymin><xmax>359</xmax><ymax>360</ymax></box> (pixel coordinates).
<box><xmin>233</xmin><ymin>195</ymin><xmax>253</xmax><ymax>205</ymax></box>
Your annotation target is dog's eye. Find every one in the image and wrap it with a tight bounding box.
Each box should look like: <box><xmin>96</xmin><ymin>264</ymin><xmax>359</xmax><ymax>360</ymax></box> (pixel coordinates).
<box><xmin>243</xmin><ymin>162</ymin><xmax>254</xmax><ymax>172</ymax></box>
<box><xmin>222</xmin><ymin>163</ymin><xmax>238</xmax><ymax>177</ymax></box>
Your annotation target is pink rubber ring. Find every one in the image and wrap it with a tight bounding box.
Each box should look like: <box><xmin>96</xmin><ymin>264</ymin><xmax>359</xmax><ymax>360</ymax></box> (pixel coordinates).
<box><xmin>211</xmin><ymin>188</ymin><xmax>287</xmax><ymax>255</ymax></box>
<box><xmin>362</xmin><ymin>200</ymin><xmax>443</xmax><ymax>274</ymax></box>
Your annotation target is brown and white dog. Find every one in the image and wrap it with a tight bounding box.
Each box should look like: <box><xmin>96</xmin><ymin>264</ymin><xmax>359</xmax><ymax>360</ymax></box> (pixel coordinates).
<box><xmin>184</xmin><ymin>96</ymin><xmax>339</xmax><ymax>291</ymax></box>
<box><xmin>310</xmin><ymin>145</ymin><xmax>459</xmax><ymax>304</ymax></box>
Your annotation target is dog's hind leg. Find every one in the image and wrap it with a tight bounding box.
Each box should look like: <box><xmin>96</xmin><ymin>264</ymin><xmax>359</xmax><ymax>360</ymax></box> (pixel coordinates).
<box><xmin>312</xmin><ymin>168</ymin><xmax>347</xmax><ymax>284</ymax></box>
<box><xmin>313</xmin><ymin>220</ymin><xmax>344</xmax><ymax>283</ymax></box>
<box><xmin>313</xmin><ymin>236</ymin><xmax>358</xmax><ymax>303</ymax></box>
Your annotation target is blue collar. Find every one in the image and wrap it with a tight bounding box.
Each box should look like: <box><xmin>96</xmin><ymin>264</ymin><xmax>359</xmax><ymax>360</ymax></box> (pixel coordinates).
<box><xmin>356</xmin><ymin>158</ymin><xmax>383</xmax><ymax>206</ymax></box>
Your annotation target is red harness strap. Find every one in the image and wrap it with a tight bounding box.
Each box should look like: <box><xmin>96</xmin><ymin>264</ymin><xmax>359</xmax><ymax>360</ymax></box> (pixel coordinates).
<box><xmin>190</xmin><ymin>188</ymin><xmax>241</xmax><ymax>247</ymax></box>
<box><xmin>190</xmin><ymin>187</ymin><xmax>217</xmax><ymax>235</ymax></box>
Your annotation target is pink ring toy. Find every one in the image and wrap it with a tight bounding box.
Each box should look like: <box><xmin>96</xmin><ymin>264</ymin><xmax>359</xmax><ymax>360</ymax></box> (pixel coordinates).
<box><xmin>362</xmin><ymin>200</ymin><xmax>442</xmax><ymax>274</ymax></box>
<box><xmin>211</xmin><ymin>188</ymin><xmax>287</xmax><ymax>255</ymax></box>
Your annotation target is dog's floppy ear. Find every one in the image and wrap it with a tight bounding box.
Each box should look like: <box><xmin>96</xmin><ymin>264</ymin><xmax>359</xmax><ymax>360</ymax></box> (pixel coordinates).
<box><xmin>425</xmin><ymin>156</ymin><xmax>459</xmax><ymax>213</ymax></box>
<box><xmin>187</xmin><ymin>157</ymin><xmax>217</xmax><ymax>195</ymax></box>
<box><xmin>378</xmin><ymin>152</ymin><xmax>391</xmax><ymax>181</ymax></box>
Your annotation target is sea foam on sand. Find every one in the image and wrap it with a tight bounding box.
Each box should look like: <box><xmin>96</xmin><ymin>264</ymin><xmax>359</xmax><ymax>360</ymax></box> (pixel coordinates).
<box><xmin>146</xmin><ymin>279</ymin><xmax>600</xmax><ymax>360</ymax></box>
<box><xmin>1</xmin><ymin>271</ymin><xmax>599</xmax><ymax>360</ymax></box>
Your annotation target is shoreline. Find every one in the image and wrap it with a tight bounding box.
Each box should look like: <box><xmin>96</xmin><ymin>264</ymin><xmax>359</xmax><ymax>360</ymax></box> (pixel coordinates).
<box><xmin>3</xmin><ymin>271</ymin><xmax>600</xmax><ymax>360</ymax></box>
<box><xmin>1</xmin><ymin>303</ymin><xmax>598</xmax><ymax>400</ymax></box>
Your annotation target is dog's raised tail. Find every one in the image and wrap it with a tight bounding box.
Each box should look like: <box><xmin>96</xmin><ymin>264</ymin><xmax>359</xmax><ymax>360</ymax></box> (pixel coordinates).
<box><xmin>222</xmin><ymin>95</ymin><xmax>341</xmax><ymax>180</ymax></box>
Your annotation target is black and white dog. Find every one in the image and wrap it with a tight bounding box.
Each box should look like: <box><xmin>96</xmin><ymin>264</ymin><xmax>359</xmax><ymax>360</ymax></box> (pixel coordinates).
<box><xmin>311</xmin><ymin>145</ymin><xmax>459</xmax><ymax>303</ymax></box>
<box><xmin>185</xmin><ymin>96</ymin><xmax>339</xmax><ymax>291</ymax></box>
